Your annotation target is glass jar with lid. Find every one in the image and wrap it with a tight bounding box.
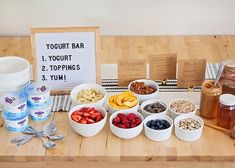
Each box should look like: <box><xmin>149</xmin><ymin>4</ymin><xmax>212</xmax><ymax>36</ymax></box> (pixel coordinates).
<box><xmin>200</xmin><ymin>80</ymin><xmax>222</xmax><ymax>118</ymax></box>
<box><xmin>219</xmin><ymin>60</ymin><xmax>235</xmax><ymax>94</ymax></box>
<box><xmin>217</xmin><ymin>94</ymin><xmax>235</xmax><ymax>129</ymax></box>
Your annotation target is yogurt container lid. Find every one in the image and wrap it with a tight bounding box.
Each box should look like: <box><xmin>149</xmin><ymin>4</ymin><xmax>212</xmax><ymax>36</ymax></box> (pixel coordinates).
<box><xmin>0</xmin><ymin>91</ymin><xmax>27</xmax><ymax>107</ymax></box>
<box><xmin>28</xmin><ymin>97</ymin><xmax>53</xmax><ymax>110</ymax></box>
<box><xmin>219</xmin><ymin>94</ymin><xmax>235</xmax><ymax>106</ymax></box>
<box><xmin>2</xmin><ymin>110</ymin><xmax>29</xmax><ymax>121</ymax></box>
<box><xmin>25</xmin><ymin>83</ymin><xmax>50</xmax><ymax>96</ymax></box>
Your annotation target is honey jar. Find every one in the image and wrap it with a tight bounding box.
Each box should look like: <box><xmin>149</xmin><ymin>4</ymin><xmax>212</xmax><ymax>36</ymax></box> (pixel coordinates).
<box><xmin>217</xmin><ymin>94</ymin><xmax>235</xmax><ymax>129</ymax></box>
<box><xmin>219</xmin><ymin>60</ymin><xmax>235</xmax><ymax>94</ymax></box>
<box><xmin>200</xmin><ymin>80</ymin><xmax>222</xmax><ymax>118</ymax></box>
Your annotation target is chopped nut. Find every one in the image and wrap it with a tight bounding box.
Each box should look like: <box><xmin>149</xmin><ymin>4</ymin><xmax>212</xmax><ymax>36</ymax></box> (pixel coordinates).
<box><xmin>170</xmin><ymin>100</ymin><xmax>196</xmax><ymax>113</ymax></box>
<box><xmin>178</xmin><ymin>118</ymin><xmax>201</xmax><ymax>131</ymax></box>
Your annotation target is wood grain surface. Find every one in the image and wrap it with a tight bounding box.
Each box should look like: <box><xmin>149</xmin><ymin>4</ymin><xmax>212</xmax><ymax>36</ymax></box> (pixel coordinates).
<box><xmin>0</xmin><ymin>36</ymin><xmax>235</xmax><ymax>168</ymax></box>
<box><xmin>0</xmin><ymin>36</ymin><xmax>234</xmax><ymax>64</ymax></box>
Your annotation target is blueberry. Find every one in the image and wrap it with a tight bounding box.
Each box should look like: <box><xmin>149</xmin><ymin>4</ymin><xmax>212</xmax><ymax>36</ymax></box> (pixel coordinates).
<box><xmin>158</xmin><ymin>125</ymin><xmax>163</xmax><ymax>129</ymax></box>
<box><xmin>160</xmin><ymin>120</ymin><xmax>165</xmax><ymax>125</ymax></box>
<box><xmin>154</xmin><ymin>126</ymin><xmax>158</xmax><ymax>130</ymax></box>
<box><xmin>151</xmin><ymin>126</ymin><xmax>155</xmax><ymax>129</ymax></box>
<box><xmin>150</xmin><ymin>120</ymin><xmax>155</xmax><ymax>126</ymax></box>
<box><xmin>146</xmin><ymin>121</ymin><xmax>151</xmax><ymax>127</ymax></box>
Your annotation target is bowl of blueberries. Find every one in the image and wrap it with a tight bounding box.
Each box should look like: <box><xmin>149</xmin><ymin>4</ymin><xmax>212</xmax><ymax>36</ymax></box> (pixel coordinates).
<box><xmin>144</xmin><ymin>114</ymin><xmax>173</xmax><ymax>141</ymax></box>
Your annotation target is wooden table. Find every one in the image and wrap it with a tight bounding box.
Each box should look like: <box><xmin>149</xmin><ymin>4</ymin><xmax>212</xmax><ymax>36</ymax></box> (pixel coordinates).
<box><xmin>1</xmin><ymin>92</ymin><xmax>235</xmax><ymax>168</ymax></box>
<box><xmin>0</xmin><ymin>36</ymin><xmax>235</xmax><ymax>168</ymax></box>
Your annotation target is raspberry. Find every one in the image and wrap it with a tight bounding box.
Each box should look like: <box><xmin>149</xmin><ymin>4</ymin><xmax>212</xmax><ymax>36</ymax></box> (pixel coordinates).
<box><xmin>135</xmin><ymin>118</ymin><xmax>142</xmax><ymax>125</ymax></box>
<box><xmin>121</xmin><ymin>117</ymin><xmax>128</xmax><ymax>124</ymax></box>
<box><xmin>126</xmin><ymin>113</ymin><xmax>136</xmax><ymax>120</ymax></box>
<box><xmin>113</xmin><ymin>116</ymin><xmax>120</xmax><ymax>124</ymax></box>
<box><xmin>117</xmin><ymin>113</ymin><xmax>125</xmax><ymax>119</ymax></box>
<box><xmin>124</xmin><ymin>122</ymin><xmax>130</xmax><ymax>128</ymax></box>
<box><xmin>131</xmin><ymin>123</ymin><xmax>137</xmax><ymax>128</ymax></box>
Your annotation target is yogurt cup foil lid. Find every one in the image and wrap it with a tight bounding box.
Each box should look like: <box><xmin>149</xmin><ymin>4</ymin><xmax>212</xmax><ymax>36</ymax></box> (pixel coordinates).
<box><xmin>0</xmin><ymin>91</ymin><xmax>27</xmax><ymax>107</ymax></box>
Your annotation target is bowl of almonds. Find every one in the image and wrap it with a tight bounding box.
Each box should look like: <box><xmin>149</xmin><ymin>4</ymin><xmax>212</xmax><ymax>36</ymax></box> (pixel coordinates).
<box><xmin>169</xmin><ymin>99</ymin><xmax>197</xmax><ymax>120</ymax></box>
<box><xmin>174</xmin><ymin>114</ymin><xmax>204</xmax><ymax>141</ymax></box>
<box><xmin>70</xmin><ymin>83</ymin><xmax>107</xmax><ymax>107</ymax></box>
<box><xmin>128</xmin><ymin>79</ymin><xmax>159</xmax><ymax>103</ymax></box>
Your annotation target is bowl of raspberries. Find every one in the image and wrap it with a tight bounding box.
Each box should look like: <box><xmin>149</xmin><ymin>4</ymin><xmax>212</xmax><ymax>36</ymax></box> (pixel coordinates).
<box><xmin>109</xmin><ymin>110</ymin><xmax>144</xmax><ymax>139</ymax></box>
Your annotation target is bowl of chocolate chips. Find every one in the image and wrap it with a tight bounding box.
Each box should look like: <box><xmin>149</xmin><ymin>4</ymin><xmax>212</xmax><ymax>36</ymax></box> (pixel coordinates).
<box><xmin>141</xmin><ymin>99</ymin><xmax>168</xmax><ymax>118</ymax></box>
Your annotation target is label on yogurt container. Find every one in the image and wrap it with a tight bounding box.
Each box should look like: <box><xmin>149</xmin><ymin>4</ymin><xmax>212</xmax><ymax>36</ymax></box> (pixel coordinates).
<box><xmin>5</xmin><ymin>117</ymin><xmax>28</xmax><ymax>132</ymax></box>
<box><xmin>26</xmin><ymin>83</ymin><xmax>50</xmax><ymax>105</ymax></box>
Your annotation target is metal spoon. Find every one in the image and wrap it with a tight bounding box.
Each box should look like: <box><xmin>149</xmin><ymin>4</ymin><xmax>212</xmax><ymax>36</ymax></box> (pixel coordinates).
<box><xmin>26</xmin><ymin>126</ymin><xmax>55</xmax><ymax>149</ymax></box>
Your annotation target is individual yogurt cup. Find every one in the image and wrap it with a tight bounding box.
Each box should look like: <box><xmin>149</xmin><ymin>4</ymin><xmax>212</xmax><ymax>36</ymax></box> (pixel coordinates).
<box><xmin>2</xmin><ymin>110</ymin><xmax>29</xmax><ymax>132</ymax></box>
<box><xmin>25</xmin><ymin>83</ymin><xmax>50</xmax><ymax>106</ymax></box>
<box><xmin>28</xmin><ymin>98</ymin><xmax>52</xmax><ymax>122</ymax></box>
<box><xmin>0</xmin><ymin>91</ymin><xmax>27</xmax><ymax>117</ymax></box>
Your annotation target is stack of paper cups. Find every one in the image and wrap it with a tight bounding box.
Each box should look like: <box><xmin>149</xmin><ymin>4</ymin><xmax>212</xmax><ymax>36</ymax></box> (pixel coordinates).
<box><xmin>25</xmin><ymin>83</ymin><xmax>52</xmax><ymax>122</ymax></box>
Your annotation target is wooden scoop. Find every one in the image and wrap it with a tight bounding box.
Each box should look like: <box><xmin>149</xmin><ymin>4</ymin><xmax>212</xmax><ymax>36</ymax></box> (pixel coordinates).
<box><xmin>205</xmin><ymin>123</ymin><xmax>235</xmax><ymax>139</ymax></box>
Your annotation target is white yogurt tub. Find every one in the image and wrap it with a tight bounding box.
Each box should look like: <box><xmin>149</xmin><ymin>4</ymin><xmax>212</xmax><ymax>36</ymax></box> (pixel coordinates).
<box><xmin>2</xmin><ymin>111</ymin><xmax>29</xmax><ymax>132</ymax></box>
<box><xmin>28</xmin><ymin>98</ymin><xmax>52</xmax><ymax>122</ymax></box>
<box><xmin>0</xmin><ymin>91</ymin><xmax>27</xmax><ymax>117</ymax></box>
<box><xmin>25</xmin><ymin>83</ymin><xmax>50</xmax><ymax>107</ymax></box>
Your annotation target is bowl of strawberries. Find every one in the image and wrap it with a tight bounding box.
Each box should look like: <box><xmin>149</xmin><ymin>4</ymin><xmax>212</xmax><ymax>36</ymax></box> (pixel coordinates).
<box><xmin>68</xmin><ymin>104</ymin><xmax>107</xmax><ymax>137</ymax></box>
<box><xmin>109</xmin><ymin>109</ymin><xmax>144</xmax><ymax>139</ymax></box>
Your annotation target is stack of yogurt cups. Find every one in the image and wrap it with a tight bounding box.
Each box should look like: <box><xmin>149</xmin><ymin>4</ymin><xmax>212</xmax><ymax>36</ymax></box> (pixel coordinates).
<box><xmin>25</xmin><ymin>83</ymin><xmax>52</xmax><ymax>122</ymax></box>
<box><xmin>0</xmin><ymin>91</ymin><xmax>29</xmax><ymax>132</ymax></box>
<box><xmin>0</xmin><ymin>83</ymin><xmax>52</xmax><ymax>132</ymax></box>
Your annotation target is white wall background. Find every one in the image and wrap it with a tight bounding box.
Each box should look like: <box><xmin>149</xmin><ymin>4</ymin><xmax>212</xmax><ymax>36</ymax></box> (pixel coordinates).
<box><xmin>0</xmin><ymin>0</ymin><xmax>235</xmax><ymax>36</ymax></box>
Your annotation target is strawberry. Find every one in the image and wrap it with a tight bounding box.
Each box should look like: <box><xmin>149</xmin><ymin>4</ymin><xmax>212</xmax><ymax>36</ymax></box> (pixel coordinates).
<box><xmin>113</xmin><ymin>116</ymin><xmax>120</xmax><ymax>124</ymax></box>
<box><xmin>126</xmin><ymin>113</ymin><xmax>136</xmax><ymax>120</ymax></box>
<box><xmin>96</xmin><ymin>114</ymin><xmax>102</xmax><ymax>122</ymax></box>
<box><xmin>80</xmin><ymin>107</ymin><xmax>88</xmax><ymax>112</ymax></box>
<box><xmin>89</xmin><ymin>110</ymin><xmax>95</xmax><ymax>114</ymax></box>
<box><xmin>86</xmin><ymin>107</ymin><xmax>95</xmax><ymax>112</ymax></box>
<box><xmin>71</xmin><ymin>115</ymin><xmax>81</xmax><ymax>122</ymax></box>
<box><xmin>87</xmin><ymin>118</ymin><xmax>95</xmax><ymax>124</ymax></box>
<box><xmin>135</xmin><ymin>118</ymin><xmax>142</xmax><ymax>125</ymax></box>
<box><xmin>72</xmin><ymin>111</ymin><xmax>79</xmax><ymax>115</ymax></box>
<box><xmin>84</xmin><ymin>113</ymin><xmax>91</xmax><ymax>117</ymax></box>
<box><xmin>79</xmin><ymin>119</ymin><xmax>87</xmax><ymax>124</ymax></box>
<box><xmin>91</xmin><ymin>112</ymin><xmax>100</xmax><ymax>119</ymax></box>
<box><xmin>117</xmin><ymin>113</ymin><xmax>125</xmax><ymax>119</ymax></box>
<box><xmin>77</xmin><ymin>111</ymin><xmax>84</xmax><ymax>116</ymax></box>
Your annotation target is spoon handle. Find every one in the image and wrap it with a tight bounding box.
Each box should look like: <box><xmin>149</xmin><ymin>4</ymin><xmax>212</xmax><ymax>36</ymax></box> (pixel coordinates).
<box><xmin>214</xmin><ymin>62</ymin><xmax>225</xmax><ymax>87</ymax></box>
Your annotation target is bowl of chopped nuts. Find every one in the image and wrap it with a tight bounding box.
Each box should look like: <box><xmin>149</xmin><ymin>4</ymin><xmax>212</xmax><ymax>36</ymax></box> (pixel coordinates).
<box><xmin>128</xmin><ymin>79</ymin><xmax>159</xmax><ymax>103</ymax></box>
<box><xmin>174</xmin><ymin>113</ymin><xmax>204</xmax><ymax>141</ymax></box>
<box><xmin>70</xmin><ymin>83</ymin><xmax>107</xmax><ymax>107</ymax></box>
<box><xmin>169</xmin><ymin>99</ymin><xmax>197</xmax><ymax>120</ymax></box>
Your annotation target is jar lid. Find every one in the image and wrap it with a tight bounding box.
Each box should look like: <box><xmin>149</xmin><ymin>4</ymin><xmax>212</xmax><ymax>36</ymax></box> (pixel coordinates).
<box><xmin>219</xmin><ymin>94</ymin><xmax>235</xmax><ymax>106</ymax></box>
<box><xmin>223</xmin><ymin>60</ymin><xmax>235</xmax><ymax>68</ymax></box>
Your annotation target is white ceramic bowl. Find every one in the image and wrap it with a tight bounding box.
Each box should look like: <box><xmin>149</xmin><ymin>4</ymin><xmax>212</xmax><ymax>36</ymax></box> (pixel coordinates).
<box><xmin>0</xmin><ymin>56</ymin><xmax>30</xmax><ymax>89</ymax></box>
<box><xmin>68</xmin><ymin>104</ymin><xmax>107</xmax><ymax>137</ymax></box>
<box><xmin>141</xmin><ymin>99</ymin><xmax>168</xmax><ymax>118</ymax></box>
<box><xmin>144</xmin><ymin>114</ymin><xmax>173</xmax><ymax>141</ymax></box>
<box><xmin>70</xmin><ymin>83</ymin><xmax>107</xmax><ymax>107</ymax></box>
<box><xmin>107</xmin><ymin>94</ymin><xmax>139</xmax><ymax>114</ymax></box>
<box><xmin>128</xmin><ymin>79</ymin><xmax>159</xmax><ymax>103</ymax></box>
<box><xmin>168</xmin><ymin>99</ymin><xmax>197</xmax><ymax>120</ymax></box>
<box><xmin>109</xmin><ymin>109</ymin><xmax>144</xmax><ymax>139</ymax></box>
<box><xmin>174</xmin><ymin>113</ymin><xmax>204</xmax><ymax>141</ymax></box>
